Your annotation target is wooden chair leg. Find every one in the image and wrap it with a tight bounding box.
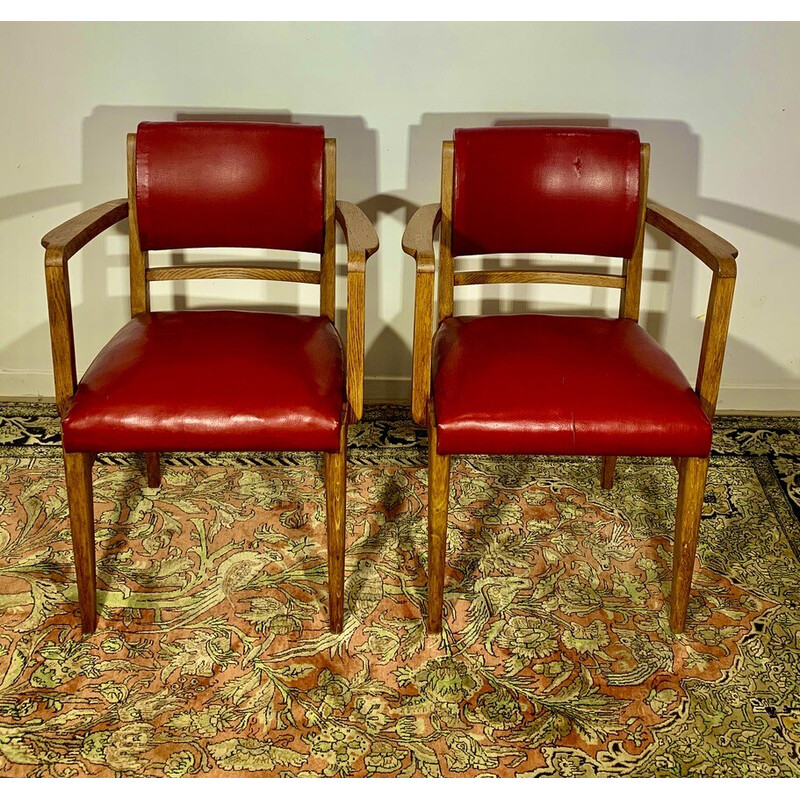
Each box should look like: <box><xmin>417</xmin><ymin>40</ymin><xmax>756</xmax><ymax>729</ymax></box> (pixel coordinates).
<box><xmin>670</xmin><ymin>456</ymin><xmax>709</xmax><ymax>633</ymax></box>
<box><xmin>145</xmin><ymin>452</ymin><xmax>161</xmax><ymax>488</ymax></box>
<box><xmin>323</xmin><ymin>418</ymin><xmax>347</xmax><ymax>633</ymax></box>
<box><xmin>63</xmin><ymin>451</ymin><xmax>97</xmax><ymax>635</ymax></box>
<box><xmin>601</xmin><ymin>456</ymin><xmax>617</xmax><ymax>490</ymax></box>
<box><xmin>427</xmin><ymin>411</ymin><xmax>450</xmax><ymax>634</ymax></box>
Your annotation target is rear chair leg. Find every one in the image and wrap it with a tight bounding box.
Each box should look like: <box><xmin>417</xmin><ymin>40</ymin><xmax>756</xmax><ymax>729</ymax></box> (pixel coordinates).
<box><xmin>601</xmin><ymin>456</ymin><xmax>617</xmax><ymax>490</ymax></box>
<box><xmin>670</xmin><ymin>456</ymin><xmax>709</xmax><ymax>633</ymax></box>
<box><xmin>427</xmin><ymin>408</ymin><xmax>450</xmax><ymax>634</ymax></box>
<box><xmin>145</xmin><ymin>452</ymin><xmax>161</xmax><ymax>488</ymax></box>
<box><xmin>63</xmin><ymin>451</ymin><xmax>97</xmax><ymax>635</ymax></box>
<box><xmin>324</xmin><ymin>413</ymin><xmax>347</xmax><ymax>633</ymax></box>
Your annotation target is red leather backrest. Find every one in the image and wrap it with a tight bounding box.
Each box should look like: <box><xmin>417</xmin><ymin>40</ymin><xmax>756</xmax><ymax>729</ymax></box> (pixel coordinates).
<box><xmin>451</xmin><ymin>127</ymin><xmax>641</xmax><ymax>258</ymax></box>
<box><xmin>135</xmin><ymin>121</ymin><xmax>325</xmax><ymax>253</ymax></box>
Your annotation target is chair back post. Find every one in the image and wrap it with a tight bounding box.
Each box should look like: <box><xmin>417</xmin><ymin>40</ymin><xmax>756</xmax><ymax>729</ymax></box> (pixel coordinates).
<box><xmin>619</xmin><ymin>142</ymin><xmax>650</xmax><ymax>321</ymax></box>
<box><xmin>320</xmin><ymin>138</ymin><xmax>337</xmax><ymax>321</ymax></box>
<box><xmin>127</xmin><ymin>133</ymin><xmax>150</xmax><ymax>316</ymax></box>
<box><xmin>437</xmin><ymin>140</ymin><xmax>455</xmax><ymax>323</ymax></box>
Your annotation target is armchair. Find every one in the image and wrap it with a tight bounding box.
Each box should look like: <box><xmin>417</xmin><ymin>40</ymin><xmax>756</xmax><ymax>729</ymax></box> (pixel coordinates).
<box><xmin>43</xmin><ymin>121</ymin><xmax>378</xmax><ymax>635</ymax></box>
<box><xmin>402</xmin><ymin>126</ymin><xmax>737</xmax><ymax>634</ymax></box>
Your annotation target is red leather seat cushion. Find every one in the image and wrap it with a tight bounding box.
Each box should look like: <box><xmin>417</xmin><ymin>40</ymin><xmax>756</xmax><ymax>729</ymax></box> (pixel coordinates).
<box><xmin>432</xmin><ymin>315</ymin><xmax>712</xmax><ymax>457</ymax></box>
<box><xmin>62</xmin><ymin>311</ymin><xmax>343</xmax><ymax>453</ymax></box>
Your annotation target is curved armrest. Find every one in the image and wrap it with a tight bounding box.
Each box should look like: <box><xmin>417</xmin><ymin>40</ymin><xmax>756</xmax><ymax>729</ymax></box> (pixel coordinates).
<box><xmin>645</xmin><ymin>201</ymin><xmax>737</xmax><ymax>278</ymax></box>
<box><xmin>42</xmin><ymin>199</ymin><xmax>129</xmax><ymax>264</ymax></box>
<box><xmin>402</xmin><ymin>203</ymin><xmax>441</xmax><ymax>271</ymax></box>
<box><xmin>402</xmin><ymin>204</ymin><xmax>442</xmax><ymax>426</ymax></box>
<box><xmin>42</xmin><ymin>199</ymin><xmax>128</xmax><ymax>417</ymax></box>
<box><xmin>334</xmin><ymin>201</ymin><xmax>378</xmax><ymax>424</ymax></box>
<box><xmin>335</xmin><ymin>200</ymin><xmax>379</xmax><ymax>271</ymax></box>
<box><xmin>646</xmin><ymin>200</ymin><xmax>738</xmax><ymax>420</ymax></box>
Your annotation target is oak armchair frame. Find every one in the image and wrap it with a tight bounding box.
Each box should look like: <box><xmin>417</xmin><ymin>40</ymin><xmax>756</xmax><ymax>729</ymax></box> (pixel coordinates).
<box><xmin>43</xmin><ymin>135</ymin><xmax>378</xmax><ymax>635</ymax></box>
<box><xmin>403</xmin><ymin>139</ymin><xmax>737</xmax><ymax>634</ymax></box>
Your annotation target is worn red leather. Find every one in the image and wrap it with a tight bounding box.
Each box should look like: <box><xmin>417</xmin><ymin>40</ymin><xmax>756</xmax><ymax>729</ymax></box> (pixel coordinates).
<box><xmin>451</xmin><ymin>127</ymin><xmax>641</xmax><ymax>258</ymax></box>
<box><xmin>432</xmin><ymin>315</ymin><xmax>711</xmax><ymax>457</ymax></box>
<box><xmin>135</xmin><ymin>121</ymin><xmax>325</xmax><ymax>253</ymax></box>
<box><xmin>62</xmin><ymin>311</ymin><xmax>344</xmax><ymax>453</ymax></box>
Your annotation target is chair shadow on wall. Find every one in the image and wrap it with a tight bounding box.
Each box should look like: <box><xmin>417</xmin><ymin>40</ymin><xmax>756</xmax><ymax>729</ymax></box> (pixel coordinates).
<box><xmin>0</xmin><ymin>104</ymin><xmax>390</xmax><ymax>396</ymax></box>
<box><xmin>367</xmin><ymin>112</ymin><xmax>798</xmax><ymax>407</ymax></box>
<box><xmin>1</xmin><ymin>107</ymin><xmax>798</xmax><ymax>406</ymax></box>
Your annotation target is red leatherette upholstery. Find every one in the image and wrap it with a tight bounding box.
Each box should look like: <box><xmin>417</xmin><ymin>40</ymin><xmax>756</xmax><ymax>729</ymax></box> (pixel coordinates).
<box><xmin>62</xmin><ymin>311</ymin><xmax>344</xmax><ymax>453</ymax></box>
<box><xmin>135</xmin><ymin>121</ymin><xmax>325</xmax><ymax>253</ymax></box>
<box><xmin>451</xmin><ymin>127</ymin><xmax>641</xmax><ymax>258</ymax></box>
<box><xmin>432</xmin><ymin>315</ymin><xmax>711</xmax><ymax>457</ymax></box>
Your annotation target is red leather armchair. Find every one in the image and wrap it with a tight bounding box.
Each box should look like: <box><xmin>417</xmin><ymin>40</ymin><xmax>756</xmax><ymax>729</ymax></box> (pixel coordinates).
<box><xmin>403</xmin><ymin>126</ymin><xmax>737</xmax><ymax>634</ymax></box>
<box><xmin>43</xmin><ymin>121</ymin><xmax>378</xmax><ymax>635</ymax></box>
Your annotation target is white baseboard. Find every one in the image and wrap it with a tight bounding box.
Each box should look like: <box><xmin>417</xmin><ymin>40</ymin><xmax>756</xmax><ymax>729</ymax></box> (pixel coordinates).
<box><xmin>363</xmin><ymin>378</ymin><xmax>800</xmax><ymax>414</ymax></box>
<box><xmin>0</xmin><ymin>370</ymin><xmax>54</xmax><ymax>399</ymax></box>
<box><xmin>364</xmin><ymin>376</ymin><xmax>412</xmax><ymax>404</ymax></box>
<box><xmin>716</xmin><ymin>385</ymin><xmax>800</xmax><ymax>414</ymax></box>
<box><xmin>3</xmin><ymin>371</ymin><xmax>800</xmax><ymax>415</ymax></box>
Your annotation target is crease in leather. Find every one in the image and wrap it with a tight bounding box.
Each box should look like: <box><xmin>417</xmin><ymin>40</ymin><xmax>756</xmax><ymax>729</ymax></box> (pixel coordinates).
<box><xmin>62</xmin><ymin>310</ymin><xmax>344</xmax><ymax>454</ymax></box>
<box><xmin>432</xmin><ymin>314</ymin><xmax>712</xmax><ymax>457</ymax></box>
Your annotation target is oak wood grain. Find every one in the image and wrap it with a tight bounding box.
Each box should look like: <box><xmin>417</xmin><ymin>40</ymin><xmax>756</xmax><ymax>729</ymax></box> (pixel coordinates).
<box><xmin>403</xmin><ymin>203</ymin><xmax>442</xmax><ymax>426</ymax></box>
<box><xmin>453</xmin><ymin>269</ymin><xmax>625</xmax><ymax>288</ymax></box>
<box><xmin>335</xmin><ymin>200</ymin><xmax>379</xmax><ymax>261</ymax></box>
<box><xmin>44</xmin><ymin>200</ymin><xmax>130</xmax><ymax>418</ymax></box>
<box><xmin>335</xmin><ymin>200</ymin><xmax>379</xmax><ymax>423</ymax></box>
<box><xmin>696</xmin><ymin>274</ymin><xmax>736</xmax><ymax>419</ymax></box>
<box><xmin>619</xmin><ymin>143</ymin><xmax>651</xmax><ymax>321</ymax></box>
<box><xmin>670</xmin><ymin>456</ymin><xmax>709</xmax><ymax>632</ymax></box>
<box><xmin>426</xmin><ymin>402</ymin><xmax>450</xmax><ymax>634</ymax></box>
<box><xmin>63</xmin><ymin>451</ymin><xmax>97</xmax><ymax>635</ymax></box>
<box><xmin>146</xmin><ymin>452</ymin><xmax>161</xmax><ymax>488</ymax></box>
<box><xmin>646</xmin><ymin>201</ymin><xmax>738</xmax><ymax>277</ymax></box>
<box><xmin>401</xmin><ymin>203</ymin><xmax>441</xmax><ymax>270</ymax></box>
<box><xmin>323</xmin><ymin>406</ymin><xmax>348</xmax><ymax>633</ymax></box>
<box><xmin>145</xmin><ymin>265</ymin><xmax>321</xmax><ymax>283</ymax></box>
<box><xmin>320</xmin><ymin>138</ymin><xmax>337</xmax><ymax>321</ymax></box>
<box><xmin>601</xmin><ymin>456</ymin><xmax>617</xmax><ymax>490</ymax></box>
<box><xmin>346</xmin><ymin>271</ymin><xmax>365</xmax><ymax>423</ymax></box>
<box><xmin>41</xmin><ymin>199</ymin><xmax>128</xmax><ymax>260</ymax></box>
<box><xmin>44</xmin><ymin>261</ymin><xmax>78</xmax><ymax>418</ymax></box>
<box><xmin>437</xmin><ymin>141</ymin><xmax>455</xmax><ymax>323</ymax></box>
<box><xmin>411</xmin><ymin>272</ymin><xmax>435</xmax><ymax>426</ymax></box>
<box><xmin>127</xmin><ymin>133</ymin><xmax>150</xmax><ymax>316</ymax></box>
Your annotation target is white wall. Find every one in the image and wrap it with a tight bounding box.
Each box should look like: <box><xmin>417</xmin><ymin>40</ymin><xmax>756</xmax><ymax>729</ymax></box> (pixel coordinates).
<box><xmin>2</xmin><ymin>22</ymin><xmax>799</xmax><ymax>410</ymax></box>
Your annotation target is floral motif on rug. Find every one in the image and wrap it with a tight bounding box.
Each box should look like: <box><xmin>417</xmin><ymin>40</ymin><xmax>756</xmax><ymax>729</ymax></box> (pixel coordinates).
<box><xmin>0</xmin><ymin>403</ymin><xmax>799</xmax><ymax>776</ymax></box>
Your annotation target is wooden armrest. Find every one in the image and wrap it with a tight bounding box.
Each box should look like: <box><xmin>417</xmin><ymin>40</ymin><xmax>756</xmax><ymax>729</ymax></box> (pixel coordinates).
<box><xmin>403</xmin><ymin>204</ymin><xmax>442</xmax><ymax>426</ymax></box>
<box><xmin>334</xmin><ymin>201</ymin><xmax>377</xmax><ymax>425</ymax></box>
<box><xmin>42</xmin><ymin>199</ymin><xmax>128</xmax><ymax>417</ymax></box>
<box><xmin>402</xmin><ymin>203</ymin><xmax>441</xmax><ymax>271</ymax></box>
<box><xmin>335</xmin><ymin>200</ymin><xmax>379</xmax><ymax>271</ymax></box>
<box><xmin>645</xmin><ymin>201</ymin><xmax>738</xmax><ymax>418</ymax></box>
<box><xmin>42</xmin><ymin>199</ymin><xmax>129</xmax><ymax>264</ymax></box>
<box><xmin>645</xmin><ymin>201</ymin><xmax>737</xmax><ymax>278</ymax></box>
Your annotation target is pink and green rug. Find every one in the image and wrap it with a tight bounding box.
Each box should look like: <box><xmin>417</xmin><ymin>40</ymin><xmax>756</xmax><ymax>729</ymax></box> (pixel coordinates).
<box><xmin>1</xmin><ymin>403</ymin><xmax>799</xmax><ymax>777</ymax></box>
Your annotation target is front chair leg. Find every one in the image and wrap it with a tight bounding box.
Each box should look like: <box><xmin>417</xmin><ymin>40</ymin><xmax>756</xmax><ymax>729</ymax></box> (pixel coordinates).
<box><xmin>323</xmin><ymin>418</ymin><xmax>347</xmax><ymax>633</ymax></box>
<box><xmin>670</xmin><ymin>456</ymin><xmax>709</xmax><ymax>633</ymax></box>
<box><xmin>427</xmin><ymin>415</ymin><xmax>450</xmax><ymax>634</ymax></box>
<box><xmin>63</xmin><ymin>451</ymin><xmax>97</xmax><ymax>635</ymax></box>
<box><xmin>601</xmin><ymin>456</ymin><xmax>617</xmax><ymax>490</ymax></box>
<box><xmin>145</xmin><ymin>452</ymin><xmax>161</xmax><ymax>488</ymax></box>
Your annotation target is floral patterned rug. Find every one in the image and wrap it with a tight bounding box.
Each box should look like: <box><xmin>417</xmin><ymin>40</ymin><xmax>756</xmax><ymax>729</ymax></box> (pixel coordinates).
<box><xmin>1</xmin><ymin>402</ymin><xmax>800</xmax><ymax>777</ymax></box>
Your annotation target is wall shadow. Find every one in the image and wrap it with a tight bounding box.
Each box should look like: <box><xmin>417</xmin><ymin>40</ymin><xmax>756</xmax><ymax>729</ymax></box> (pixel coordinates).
<box><xmin>394</xmin><ymin>111</ymin><xmax>796</xmax><ymax>399</ymax></box>
<box><xmin>0</xmin><ymin>105</ymin><xmax>379</xmax><ymax>389</ymax></box>
<box><xmin>1</xmin><ymin>106</ymin><xmax>797</xmax><ymax>405</ymax></box>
